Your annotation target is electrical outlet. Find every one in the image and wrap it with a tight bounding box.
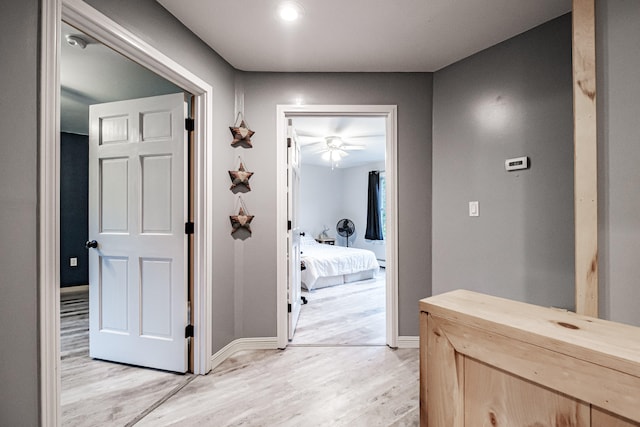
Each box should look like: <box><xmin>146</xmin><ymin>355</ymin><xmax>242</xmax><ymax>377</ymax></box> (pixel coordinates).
<box><xmin>70</xmin><ymin>257</ymin><xmax>78</xmax><ymax>267</ymax></box>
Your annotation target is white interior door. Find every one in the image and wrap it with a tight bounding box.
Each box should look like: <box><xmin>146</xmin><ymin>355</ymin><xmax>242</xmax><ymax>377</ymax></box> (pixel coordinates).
<box><xmin>88</xmin><ymin>93</ymin><xmax>188</xmax><ymax>373</ymax></box>
<box><xmin>288</xmin><ymin>119</ymin><xmax>302</xmax><ymax>340</ymax></box>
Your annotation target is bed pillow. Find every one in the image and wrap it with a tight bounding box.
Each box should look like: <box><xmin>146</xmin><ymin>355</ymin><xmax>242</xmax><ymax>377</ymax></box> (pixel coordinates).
<box><xmin>300</xmin><ymin>234</ymin><xmax>319</xmax><ymax>245</ymax></box>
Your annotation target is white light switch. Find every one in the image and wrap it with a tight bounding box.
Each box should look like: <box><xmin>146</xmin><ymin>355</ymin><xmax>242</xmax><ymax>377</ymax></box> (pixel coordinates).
<box><xmin>70</xmin><ymin>257</ymin><xmax>78</xmax><ymax>267</ymax></box>
<box><xmin>469</xmin><ymin>201</ymin><xmax>479</xmax><ymax>217</ymax></box>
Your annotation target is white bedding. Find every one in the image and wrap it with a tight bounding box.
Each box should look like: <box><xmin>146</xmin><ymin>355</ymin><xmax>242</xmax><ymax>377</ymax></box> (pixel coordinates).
<box><xmin>300</xmin><ymin>237</ymin><xmax>379</xmax><ymax>290</ymax></box>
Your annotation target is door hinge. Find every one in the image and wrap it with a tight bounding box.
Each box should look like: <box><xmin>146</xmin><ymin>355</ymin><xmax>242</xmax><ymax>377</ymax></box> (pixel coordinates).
<box><xmin>185</xmin><ymin>222</ymin><xmax>195</xmax><ymax>235</ymax></box>
<box><xmin>287</xmin><ymin>137</ymin><xmax>291</xmax><ymax>148</ymax></box>
<box><xmin>185</xmin><ymin>324</ymin><xmax>194</xmax><ymax>338</ymax></box>
<box><xmin>287</xmin><ymin>303</ymin><xmax>291</xmax><ymax>313</ymax></box>
<box><xmin>287</xmin><ymin>220</ymin><xmax>292</xmax><ymax>231</ymax></box>
<box><xmin>185</xmin><ymin>118</ymin><xmax>195</xmax><ymax>132</ymax></box>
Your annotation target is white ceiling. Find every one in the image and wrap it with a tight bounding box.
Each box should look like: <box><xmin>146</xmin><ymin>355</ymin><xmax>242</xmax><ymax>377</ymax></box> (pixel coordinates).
<box><xmin>292</xmin><ymin>116</ymin><xmax>386</xmax><ymax>168</ymax></box>
<box><xmin>157</xmin><ymin>0</ymin><xmax>571</xmax><ymax>72</ymax></box>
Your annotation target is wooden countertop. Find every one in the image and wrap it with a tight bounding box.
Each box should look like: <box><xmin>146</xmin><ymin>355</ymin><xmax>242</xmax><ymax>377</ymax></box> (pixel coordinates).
<box><xmin>420</xmin><ymin>289</ymin><xmax>640</xmax><ymax>377</ymax></box>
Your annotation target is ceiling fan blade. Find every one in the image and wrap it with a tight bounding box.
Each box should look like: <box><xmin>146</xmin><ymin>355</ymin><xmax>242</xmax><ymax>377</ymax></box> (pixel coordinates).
<box><xmin>307</xmin><ymin>148</ymin><xmax>329</xmax><ymax>156</ymax></box>
<box><xmin>294</xmin><ymin>129</ymin><xmax>325</xmax><ymax>138</ymax></box>
<box><xmin>333</xmin><ymin>117</ymin><xmax>352</xmax><ymax>134</ymax></box>
<box><xmin>300</xmin><ymin>141</ymin><xmax>326</xmax><ymax>149</ymax></box>
<box><xmin>343</xmin><ymin>134</ymin><xmax>385</xmax><ymax>140</ymax></box>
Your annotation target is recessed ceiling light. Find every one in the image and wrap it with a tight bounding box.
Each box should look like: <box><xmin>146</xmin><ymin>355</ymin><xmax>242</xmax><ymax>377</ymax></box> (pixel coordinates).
<box><xmin>278</xmin><ymin>1</ymin><xmax>304</xmax><ymax>22</ymax></box>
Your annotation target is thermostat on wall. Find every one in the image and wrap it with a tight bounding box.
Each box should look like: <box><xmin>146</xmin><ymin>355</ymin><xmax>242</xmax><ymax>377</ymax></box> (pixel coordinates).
<box><xmin>505</xmin><ymin>156</ymin><xmax>529</xmax><ymax>171</ymax></box>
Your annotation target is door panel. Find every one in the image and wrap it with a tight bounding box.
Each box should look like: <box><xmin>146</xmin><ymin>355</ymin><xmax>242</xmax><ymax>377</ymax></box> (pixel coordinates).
<box><xmin>288</xmin><ymin>119</ymin><xmax>302</xmax><ymax>340</ymax></box>
<box><xmin>141</xmin><ymin>111</ymin><xmax>172</xmax><ymax>141</ymax></box>
<box><xmin>100</xmin><ymin>158</ymin><xmax>129</xmax><ymax>232</ymax></box>
<box><xmin>89</xmin><ymin>93</ymin><xmax>188</xmax><ymax>373</ymax></box>
<box><xmin>141</xmin><ymin>155</ymin><xmax>173</xmax><ymax>233</ymax></box>
<box><xmin>100</xmin><ymin>116</ymin><xmax>129</xmax><ymax>144</ymax></box>
<box><xmin>99</xmin><ymin>256</ymin><xmax>128</xmax><ymax>332</ymax></box>
<box><xmin>140</xmin><ymin>258</ymin><xmax>172</xmax><ymax>338</ymax></box>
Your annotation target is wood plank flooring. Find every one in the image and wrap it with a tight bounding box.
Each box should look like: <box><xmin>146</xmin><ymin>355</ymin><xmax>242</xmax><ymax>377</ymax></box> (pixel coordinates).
<box><xmin>292</xmin><ymin>271</ymin><xmax>386</xmax><ymax>345</ymax></box>
<box><xmin>61</xmin><ymin>291</ymin><xmax>194</xmax><ymax>427</ymax></box>
<box><xmin>60</xmin><ymin>284</ymin><xmax>418</xmax><ymax>426</ymax></box>
<box><xmin>137</xmin><ymin>347</ymin><xmax>419</xmax><ymax>426</ymax></box>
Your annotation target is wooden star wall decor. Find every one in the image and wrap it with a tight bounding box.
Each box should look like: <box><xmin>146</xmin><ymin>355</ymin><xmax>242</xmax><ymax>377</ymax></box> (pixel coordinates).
<box><xmin>228</xmin><ymin>162</ymin><xmax>254</xmax><ymax>191</ymax></box>
<box><xmin>229</xmin><ymin>120</ymin><xmax>255</xmax><ymax>147</ymax></box>
<box><xmin>230</xmin><ymin>207</ymin><xmax>254</xmax><ymax>235</ymax></box>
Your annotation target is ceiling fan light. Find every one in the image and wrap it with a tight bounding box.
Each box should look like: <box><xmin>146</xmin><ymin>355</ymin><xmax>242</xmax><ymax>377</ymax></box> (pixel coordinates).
<box><xmin>326</xmin><ymin>136</ymin><xmax>343</xmax><ymax>148</ymax></box>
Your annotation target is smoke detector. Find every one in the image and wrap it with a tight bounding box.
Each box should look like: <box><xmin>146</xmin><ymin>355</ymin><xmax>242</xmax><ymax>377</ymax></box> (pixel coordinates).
<box><xmin>65</xmin><ymin>34</ymin><xmax>87</xmax><ymax>49</ymax></box>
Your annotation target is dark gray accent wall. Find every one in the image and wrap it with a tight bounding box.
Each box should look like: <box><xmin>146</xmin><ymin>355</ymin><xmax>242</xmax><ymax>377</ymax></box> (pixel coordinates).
<box><xmin>432</xmin><ymin>14</ymin><xmax>575</xmax><ymax>309</ymax></box>
<box><xmin>596</xmin><ymin>0</ymin><xmax>640</xmax><ymax>325</ymax></box>
<box><xmin>86</xmin><ymin>0</ymin><xmax>238</xmax><ymax>352</ymax></box>
<box><xmin>240</xmin><ymin>72</ymin><xmax>433</xmax><ymax>337</ymax></box>
<box><xmin>0</xmin><ymin>1</ymin><xmax>40</xmax><ymax>425</ymax></box>
<box><xmin>60</xmin><ymin>132</ymin><xmax>89</xmax><ymax>287</ymax></box>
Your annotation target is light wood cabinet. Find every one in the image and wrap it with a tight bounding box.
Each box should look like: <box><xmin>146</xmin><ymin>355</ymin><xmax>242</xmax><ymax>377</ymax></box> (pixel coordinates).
<box><xmin>419</xmin><ymin>290</ymin><xmax>640</xmax><ymax>427</ymax></box>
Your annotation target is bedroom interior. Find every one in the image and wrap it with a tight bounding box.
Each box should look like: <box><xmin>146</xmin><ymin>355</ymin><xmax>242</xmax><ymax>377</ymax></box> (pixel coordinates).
<box><xmin>289</xmin><ymin>116</ymin><xmax>389</xmax><ymax>345</ymax></box>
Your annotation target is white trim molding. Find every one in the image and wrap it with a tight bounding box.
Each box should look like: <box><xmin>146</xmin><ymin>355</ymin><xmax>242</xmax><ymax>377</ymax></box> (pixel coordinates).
<box><xmin>275</xmin><ymin>104</ymin><xmax>399</xmax><ymax>349</ymax></box>
<box><xmin>41</xmin><ymin>0</ymin><xmax>215</xmax><ymax>424</ymax></box>
<box><xmin>210</xmin><ymin>338</ymin><xmax>280</xmax><ymax>370</ymax></box>
<box><xmin>40</xmin><ymin>1</ymin><xmax>62</xmax><ymax>425</ymax></box>
<box><xmin>397</xmin><ymin>336</ymin><xmax>420</xmax><ymax>349</ymax></box>
<box><xmin>60</xmin><ymin>285</ymin><xmax>89</xmax><ymax>294</ymax></box>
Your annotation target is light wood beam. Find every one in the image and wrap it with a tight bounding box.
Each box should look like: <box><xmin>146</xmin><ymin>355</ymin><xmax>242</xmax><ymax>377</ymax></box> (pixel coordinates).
<box><xmin>573</xmin><ymin>0</ymin><xmax>598</xmax><ymax>317</ymax></box>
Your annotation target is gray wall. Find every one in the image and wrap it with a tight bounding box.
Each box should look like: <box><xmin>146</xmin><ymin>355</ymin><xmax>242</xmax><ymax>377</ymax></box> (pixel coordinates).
<box><xmin>0</xmin><ymin>1</ymin><xmax>40</xmax><ymax>425</ymax></box>
<box><xmin>240</xmin><ymin>72</ymin><xmax>433</xmax><ymax>337</ymax></box>
<box><xmin>432</xmin><ymin>14</ymin><xmax>575</xmax><ymax>309</ymax></box>
<box><xmin>85</xmin><ymin>0</ymin><xmax>238</xmax><ymax>352</ymax></box>
<box><xmin>596</xmin><ymin>0</ymin><xmax>640</xmax><ymax>325</ymax></box>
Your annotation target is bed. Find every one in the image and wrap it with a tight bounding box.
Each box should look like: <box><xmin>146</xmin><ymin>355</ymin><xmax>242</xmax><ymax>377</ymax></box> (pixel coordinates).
<box><xmin>300</xmin><ymin>235</ymin><xmax>380</xmax><ymax>291</ymax></box>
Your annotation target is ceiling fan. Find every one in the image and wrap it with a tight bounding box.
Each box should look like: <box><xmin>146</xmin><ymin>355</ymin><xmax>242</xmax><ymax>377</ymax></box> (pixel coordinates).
<box><xmin>302</xmin><ymin>135</ymin><xmax>366</xmax><ymax>167</ymax></box>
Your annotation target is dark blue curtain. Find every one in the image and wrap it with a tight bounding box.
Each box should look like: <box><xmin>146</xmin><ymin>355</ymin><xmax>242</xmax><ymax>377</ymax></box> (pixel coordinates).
<box><xmin>365</xmin><ymin>171</ymin><xmax>383</xmax><ymax>240</ymax></box>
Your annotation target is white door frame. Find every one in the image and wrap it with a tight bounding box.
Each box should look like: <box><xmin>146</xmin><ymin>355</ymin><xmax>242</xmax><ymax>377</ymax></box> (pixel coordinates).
<box><xmin>40</xmin><ymin>0</ymin><xmax>214</xmax><ymax>424</ymax></box>
<box><xmin>276</xmin><ymin>104</ymin><xmax>399</xmax><ymax>349</ymax></box>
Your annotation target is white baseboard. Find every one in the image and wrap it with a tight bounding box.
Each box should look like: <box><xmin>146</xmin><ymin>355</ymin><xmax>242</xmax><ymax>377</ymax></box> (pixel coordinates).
<box><xmin>396</xmin><ymin>336</ymin><xmax>419</xmax><ymax>349</ymax></box>
<box><xmin>209</xmin><ymin>336</ymin><xmax>416</xmax><ymax>371</ymax></box>
<box><xmin>60</xmin><ymin>285</ymin><xmax>89</xmax><ymax>294</ymax></box>
<box><xmin>210</xmin><ymin>337</ymin><xmax>279</xmax><ymax>370</ymax></box>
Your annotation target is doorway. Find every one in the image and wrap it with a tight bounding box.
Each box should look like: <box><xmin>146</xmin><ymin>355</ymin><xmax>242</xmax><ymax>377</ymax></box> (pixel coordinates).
<box><xmin>60</xmin><ymin>19</ymin><xmax>192</xmax><ymax>363</ymax></box>
<box><xmin>275</xmin><ymin>105</ymin><xmax>399</xmax><ymax>349</ymax></box>
<box><xmin>41</xmin><ymin>1</ymin><xmax>215</xmax><ymax>424</ymax></box>
<box><xmin>289</xmin><ymin>115</ymin><xmax>388</xmax><ymax>345</ymax></box>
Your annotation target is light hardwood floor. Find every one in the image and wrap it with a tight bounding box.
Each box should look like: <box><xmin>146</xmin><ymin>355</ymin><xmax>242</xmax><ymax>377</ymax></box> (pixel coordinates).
<box><xmin>138</xmin><ymin>346</ymin><xmax>419</xmax><ymax>426</ymax></box>
<box><xmin>292</xmin><ymin>271</ymin><xmax>386</xmax><ymax>345</ymax></box>
<box><xmin>60</xmin><ymin>284</ymin><xmax>418</xmax><ymax>426</ymax></box>
<box><xmin>61</xmin><ymin>291</ymin><xmax>194</xmax><ymax>427</ymax></box>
